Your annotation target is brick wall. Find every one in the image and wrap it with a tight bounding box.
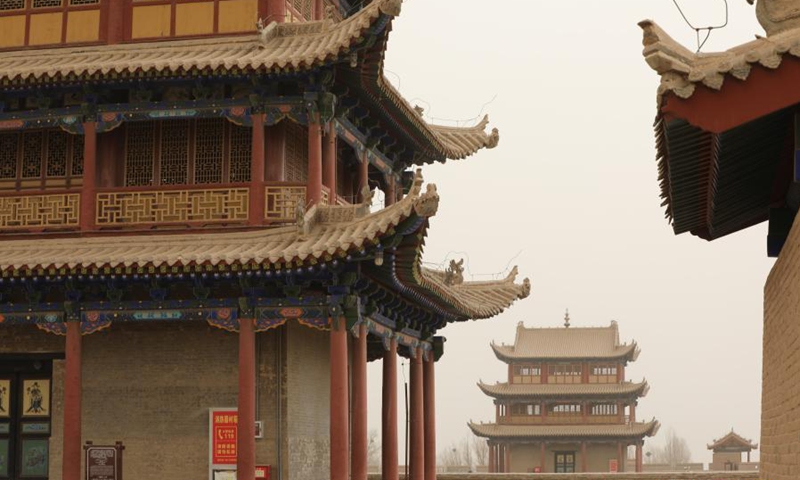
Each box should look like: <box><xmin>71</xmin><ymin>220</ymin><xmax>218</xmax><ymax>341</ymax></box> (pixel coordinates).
<box><xmin>0</xmin><ymin>322</ymin><xmax>285</xmax><ymax>480</ymax></box>
<box><xmin>365</xmin><ymin>473</ymin><xmax>759</xmax><ymax>480</ymax></box>
<box><xmin>284</xmin><ymin>320</ymin><xmax>331</xmax><ymax>480</ymax></box>
<box><xmin>763</xmin><ymin>211</ymin><xmax>800</xmax><ymax>480</ymax></box>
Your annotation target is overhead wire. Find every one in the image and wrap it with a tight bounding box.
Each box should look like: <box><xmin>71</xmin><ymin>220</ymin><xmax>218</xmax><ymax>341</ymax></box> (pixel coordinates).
<box><xmin>671</xmin><ymin>0</ymin><xmax>729</xmax><ymax>52</ymax></box>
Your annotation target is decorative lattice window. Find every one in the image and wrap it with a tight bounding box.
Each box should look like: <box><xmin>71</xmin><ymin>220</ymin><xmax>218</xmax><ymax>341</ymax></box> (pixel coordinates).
<box><xmin>125</xmin><ymin>122</ymin><xmax>155</xmax><ymax>187</ymax></box>
<box><xmin>124</xmin><ymin>119</ymin><xmax>253</xmax><ymax>187</ymax></box>
<box><xmin>0</xmin><ymin>0</ymin><xmax>24</xmax><ymax>11</ymax></box>
<box><xmin>32</xmin><ymin>0</ymin><xmax>62</xmax><ymax>8</ymax></box>
<box><xmin>194</xmin><ymin>119</ymin><xmax>224</xmax><ymax>184</ymax></box>
<box><xmin>285</xmin><ymin>122</ymin><xmax>308</xmax><ymax>182</ymax></box>
<box><xmin>69</xmin><ymin>0</ymin><xmax>99</xmax><ymax>4</ymax></box>
<box><xmin>46</xmin><ymin>130</ymin><xmax>69</xmax><ymax>177</ymax></box>
<box><xmin>159</xmin><ymin>120</ymin><xmax>189</xmax><ymax>185</ymax></box>
<box><xmin>0</xmin><ymin>133</ymin><xmax>19</xmax><ymax>179</ymax></box>
<box><xmin>21</xmin><ymin>131</ymin><xmax>43</xmax><ymax>178</ymax></box>
<box><xmin>229</xmin><ymin>124</ymin><xmax>251</xmax><ymax>183</ymax></box>
<box><xmin>290</xmin><ymin>0</ymin><xmax>312</xmax><ymax>20</ymax></box>
<box><xmin>71</xmin><ymin>134</ymin><xmax>84</xmax><ymax>177</ymax></box>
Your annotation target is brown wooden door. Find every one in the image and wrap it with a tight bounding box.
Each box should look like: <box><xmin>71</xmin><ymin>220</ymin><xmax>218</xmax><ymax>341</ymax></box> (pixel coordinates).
<box><xmin>0</xmin><ymin>359</ymin><xmax>52</xmax><ymax>480</ymax></box>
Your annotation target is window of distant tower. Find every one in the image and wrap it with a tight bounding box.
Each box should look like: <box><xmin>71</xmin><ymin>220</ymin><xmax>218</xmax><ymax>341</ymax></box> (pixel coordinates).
<box><xmin>547</xmin><ymin>363</ymin><xmax>582</xmax><ymax>384</ymax></box>
<box><xmin>549</xmin><ymin>403</ymin><xmax>582</xmax><ymax>415</ymax></box>
<box><xmin>512</xmin><ymin>364</ymin><xmax>541</xmax><ymax>384</ymax></box>
<box><xmin>590</xmin><ymin>403</ymin><xmax>618</xmax><ymax>416</ymax></box>
<box><xmin>510</xmin><ymin>404</ymin><xmax>541</xmax><ymax>416</ymax></box>
<box><xmin>589</xmin><ymin>364</ymin><xmax>619</xmax><ymax>384</ymax></box>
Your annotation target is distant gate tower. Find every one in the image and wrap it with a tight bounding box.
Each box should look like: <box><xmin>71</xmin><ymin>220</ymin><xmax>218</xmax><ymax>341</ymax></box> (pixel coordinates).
<box><xmin>470</xmin><ymin>315</ymin><xmax>659</xmax><ymax>473</ymax></box>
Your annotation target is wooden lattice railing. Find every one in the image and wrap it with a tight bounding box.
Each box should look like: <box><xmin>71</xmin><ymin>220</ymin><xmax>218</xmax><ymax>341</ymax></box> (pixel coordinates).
<box><xmin>367</xmin><ymin>473</ymin><xmax>759</xmax><ymax>480</ymax></box>
<box><xmin>95</xmin><ymin>185</ymin><xmax>249</xmax><ymax>227</ymax></box>
<box><xmin>265</xmin><ymin>183</ymin><xmax>306</xmax><ymax>223</ymax></box>
<box><xmin>0</xmin><ymin>191</ymin><xmax>80</xmax><ymax>229</ymax></box>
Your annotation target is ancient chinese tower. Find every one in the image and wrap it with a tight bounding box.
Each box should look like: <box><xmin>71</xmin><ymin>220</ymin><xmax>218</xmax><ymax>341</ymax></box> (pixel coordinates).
<box><xmin>469</xmin><ymin>316</ymin><xmax>659</xmax><ymax>473</ymax></box>
<box><xmin>639</xmin><ymin>1</ymin><xmax>800</xmax><ymax>479</ymax></box>
<box><xmin>0</xmin><ymin>1</ymin><xmax>530</xmax><ymax>480</ymax></box>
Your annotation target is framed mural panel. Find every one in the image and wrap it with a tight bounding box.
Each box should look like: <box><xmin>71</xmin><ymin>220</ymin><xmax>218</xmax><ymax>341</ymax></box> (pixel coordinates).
<box><xmin>19</xmin><ymin>439</ymin><xmax>48</xmax><ymax>478</ymax></box>
<box><xmin>0</xmin><ymin>379</ymin><xmax>9</xmax><ymax>418</ymax></box>
<box><xmin>21</xmin><ymin>380</ymin><xmax>49</xmax><ymax>418</ymax></box>
<box><xmin>0</xmin><ymin>438</ymin><xmax>9</xmax><ymax>478</ymax></box>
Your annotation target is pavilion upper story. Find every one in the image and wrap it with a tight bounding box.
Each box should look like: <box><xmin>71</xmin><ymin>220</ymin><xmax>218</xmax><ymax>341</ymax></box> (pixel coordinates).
<box><xmin>0</xmin><ymin>0</ymin><xmax>499</xmax><ymax>240</ymax></box>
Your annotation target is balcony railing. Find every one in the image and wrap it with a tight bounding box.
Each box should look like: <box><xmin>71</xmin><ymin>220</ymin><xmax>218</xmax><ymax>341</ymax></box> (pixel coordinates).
<box><xmin>0</xmin><ymin>191</ymin><xmax>80</xmax><ymax>230</ymax></box>
<box><xmin>265</xmin><ymin>183</ymin><xmax>307</xmax><ymax>223</ymax></box>
<box><xmin>0</xmin><ymin>182</ymin><xmax>353</xmax><ymax>234</ymax></box>
<box><xmin>95</xmin><ymin>184</ymin><xmax>250</xmax><ymax>228</ymax></box>
<box><xmin>367</xmin><ymin>473</ymin><xmax>759</xmax><ymax>480</ymax></box>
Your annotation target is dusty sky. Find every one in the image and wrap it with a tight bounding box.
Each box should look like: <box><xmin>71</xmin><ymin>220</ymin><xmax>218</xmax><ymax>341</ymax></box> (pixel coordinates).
<box><xmin>364</xmin><ymin>0</ymin><xmax>770</xmax><ymax>467</ymax></box>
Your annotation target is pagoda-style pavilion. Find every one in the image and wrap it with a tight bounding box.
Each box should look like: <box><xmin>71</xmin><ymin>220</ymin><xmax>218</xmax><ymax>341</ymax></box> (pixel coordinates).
<box><xmin>708</xmin><ymin>430</ymin><xmax>758</xmax><ymax>471</ymax></box>
<box><xmin>469</xmin><ymin>316</ymin><xmax>659</xmax><ymax>473</ymax></box>
<box><xmin>639</xmin><ymin>2</ymin><xmax>800</xmax><ymax>479</ymax></box>
<box><xmin>0</xmin><ymin>2</ymin><xmax>529</xmax><ymax>480</ymax></box>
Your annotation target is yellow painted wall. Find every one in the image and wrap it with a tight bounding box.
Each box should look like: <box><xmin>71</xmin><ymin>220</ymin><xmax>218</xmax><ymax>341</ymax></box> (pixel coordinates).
<box><xmin>175</xmin><ymin>2</ymin><xmax>214</xmax><ymax>37</ymax></box>
<box><xmin>28</xmin><ymin>12</ymin><xmax>62</xmax><ymax>46</ymax></box>
<box><xmin>66</xmin><ymin>9</ymin><xmax>100</xmax><ymax>43</ymax></box>
<box><xmin>218</xmin><ymin>0</ymin><xmax>258</xmax><ymax>33</ymax></box>
<box><xmin>131</xmin><ymin>4</ymin><xmax>172</xmax><ymax>39</ymax></box>
<box><xmin>0</xmin><ymin>15</ymin><xmax>26</xmax><ymax>48</ymax></box>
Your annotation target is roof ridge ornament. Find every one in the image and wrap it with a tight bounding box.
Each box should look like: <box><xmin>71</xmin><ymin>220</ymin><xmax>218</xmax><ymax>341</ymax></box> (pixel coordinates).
<box><xmin>564</xmin><ymin>309</ymin><xmax>571</xmax><ymax>328</ymax></box>
<box><xmin>379</xmin><ymin>0</ymin><xmax>403</xmax><ymax>17</ymax></box>
<box><xmin>747</xmin><ymin>0</ymin><xmax>800</xmax><ymax>36</ymax></box>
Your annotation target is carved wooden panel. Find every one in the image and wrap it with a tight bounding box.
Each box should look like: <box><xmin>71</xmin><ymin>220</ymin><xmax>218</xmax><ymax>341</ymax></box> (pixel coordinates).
<box><xmin>194</xmin><ymin>119</ymin><xmax>224</xmax><ymax>184</ymax></box>
<box><xmin>0</xmin><ymin>193</ymin><xmax>79</xmax><ymax>228</ymax></box>
<box><xmin>96</xmin><ymin>188</ymin><xmax>249</xmax><ymax>226</ymax></box>
<box><xmin>265</xmin><ymin>185</ymin><xmax>305</xmax><ymax>222</ymax></box>
<box><xmin>125</xmin><ymin>122</ymin><xmax>156</xmax><ymax>186</ymax></box>
<box><xmin>159</xmin><ymin>120</ymin><xmax>189</xmax><ymax>185</ymax></box>
<box><xmin>228</xmin><ymin>123</ymin><xmax>251</xmax><ymax>183</ymax></box>
<box><xmin>285</xmin><ymin>122</ymin><xmax>307</xmax><ymax>182</ymax></box>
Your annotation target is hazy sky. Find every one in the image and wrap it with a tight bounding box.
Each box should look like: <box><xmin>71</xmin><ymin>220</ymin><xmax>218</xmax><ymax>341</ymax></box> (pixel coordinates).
<box><xmin>364</xmin><ymin>0</ymin><xmax>771</xmax><ymax>466</ymax></box>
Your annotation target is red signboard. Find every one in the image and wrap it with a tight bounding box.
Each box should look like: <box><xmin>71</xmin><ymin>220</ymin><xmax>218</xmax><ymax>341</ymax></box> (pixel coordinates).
<box><xmin>609</xmin><ymin>459</ymin><xmax>619</xmax><ymax>473</ymax></box>
<box><xmin>211</xmin><ymin>410</ymin><xmax>238</xmax><ymax>465</ymax></box>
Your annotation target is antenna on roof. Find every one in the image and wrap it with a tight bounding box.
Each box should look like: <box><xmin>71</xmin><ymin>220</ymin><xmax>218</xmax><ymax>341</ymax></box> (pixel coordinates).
<box><xmin>670</xmin><ymin>0</ymin><xmax>730</xmax><ymax>52</ymax></box>
<box><xmin>564</xmin><ymin>309</ymin><xmax>571</xmax><ymax>328</ymax></box>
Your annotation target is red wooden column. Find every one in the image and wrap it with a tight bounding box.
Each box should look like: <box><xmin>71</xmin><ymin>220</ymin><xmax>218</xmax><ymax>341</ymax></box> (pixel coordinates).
<box><xmin>409</xmin><ymin>347</ymin><xmax>424</xmax><ymax>480</ymax></box>
<box><xmin>503</xmin><ymin>443</ymin><xmax>511</xmax><ymax>473</ymax></box>
<box><xmin>322</xmin><ymin>125</ymin><xmax>337</xmax><ymax>204</ymax></box>
<box><xmin>264</xmin><ymin>0</ymin><xmax>286</xmax><ymax>23</ymax></box>
<box><xmin>237</xmin><ymin>316</ymin><xmax>256</xmax><ymax>480</ymax></box>
<box><xmin>313</xmin><ymin>0</ymin><xmax>323</xmax><ymax>19</ymax></box>
<box><xmin>383</xmin><ymin>175</ymin><xmax>396</xmax><ymax>207</ymax></box>
<box><xmin>265</xmin><ymin>122</ymin><xmax>286</xmax><ymax>182</ymax></box>
<box><xmin>249</xmin><ymin>113</ymin><xmax>266</xmax><ymax>225</ymax></box>
<box><xmin>62</xmin><ymin>317</ymin><xmax>82</xmax><ymax>480</ymax></box>
<box><xmin>540</xmin><ymin>442</ymin><xmax>546</xmax><ymax>472</ymax></box>
<box><xmin>630</xmin><ymin>402</ymin><xmax>636</xmax><ymax>422</ymax></box>
<box><xmin>617</xmin><ymin>442</ymin><xmax>624</xmax><ymax>472</ymax></box>
<box><xmin>358</xmin><ymin>151</ymin><xmax>369</xmax><ymax>202</ymax></box>
<box><xmin>351</xmin><ymin>323</ymin><xmax>368</xmax><ymax>480</ymax></box>
<box><xmin>106</xmin><ymin>0</ymin><xmax>125</xmax><ymax>43</ymax></box>
<box><xmin>423</xmin><ymin>352</ymin><xmax>436</xmax><ymax>480</ymax></box>
<box><xmin>488</xmin><ymin>444</ymin><xmax>495</xmax><ymax>473</ymax></box>
<box><xmin>307</xmin><ymin>114</ymin><xmax>323</xmax><ymax>206</ymax></box>
<box><xmin>635</xmin><ymin>442</ymin><xmax>643</xmax><ymax>472</ymax></box>
<box><xmin>80</xmin><ymin>121</ymin><xmax>97</xmax><ymax>231</ymax></box>
<box><xmin>581</xmin><ymin>441</ymin><xmax>587</xmax><ymax>472</ymax></box>
<box><xmin>381</xmin><ymin>338</ymin><xmax>398</xmax><ymax>480</ymax></box>
<box><xmin>330</xmin><ymin>317</ymin><xmax>350</xmax><ymax>480</ymax></box>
